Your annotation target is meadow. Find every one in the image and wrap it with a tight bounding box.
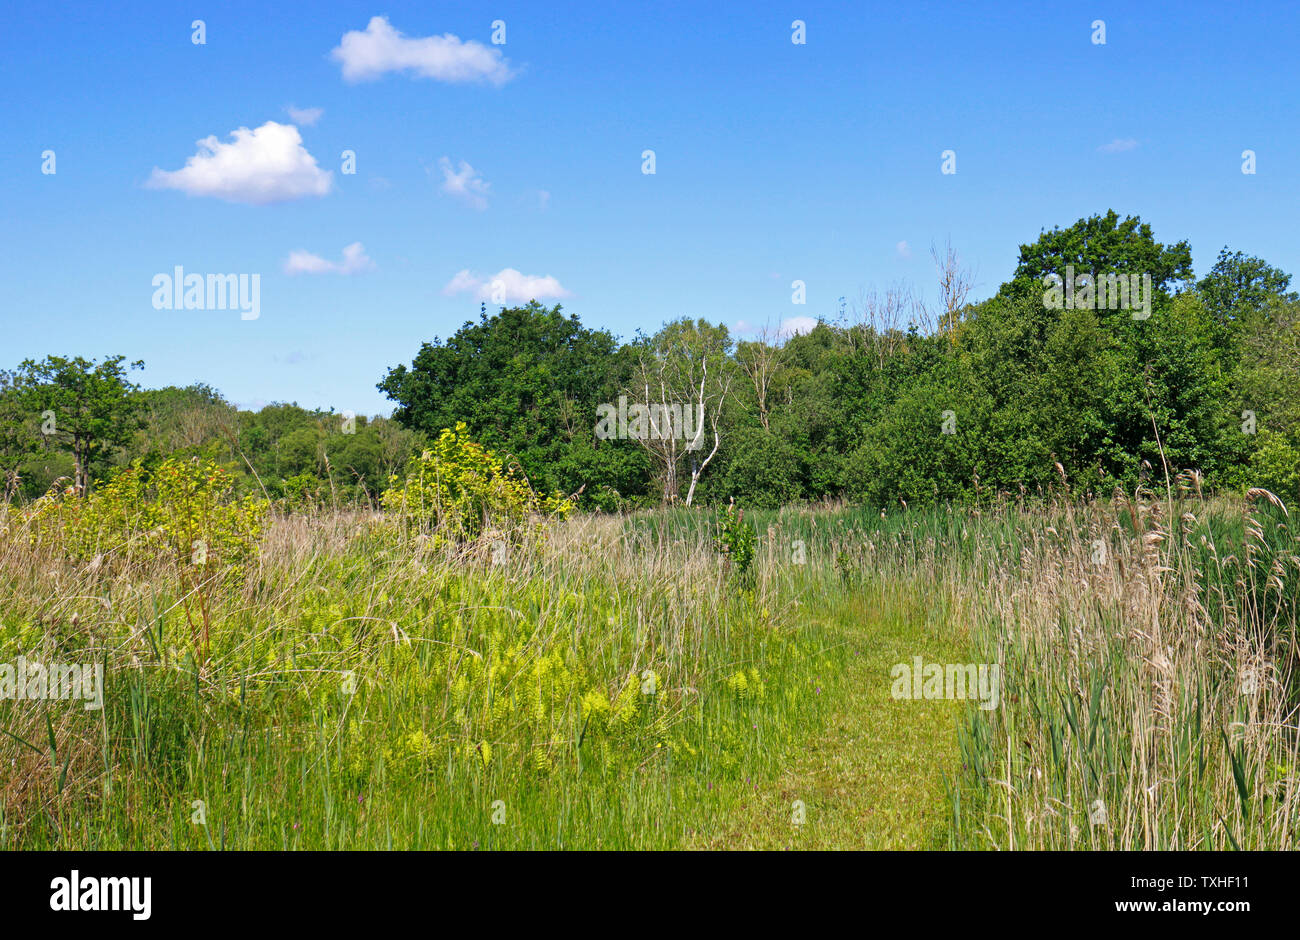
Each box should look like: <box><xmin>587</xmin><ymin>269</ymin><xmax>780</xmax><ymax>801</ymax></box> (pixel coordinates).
<box><xmin>2</xmin><ymin>456</ymin><xmax>1296</xmax><ymax>850</ymax></box>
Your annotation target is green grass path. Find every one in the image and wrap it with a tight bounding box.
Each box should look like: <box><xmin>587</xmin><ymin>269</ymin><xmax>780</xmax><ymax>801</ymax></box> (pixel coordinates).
<box><xmin>697</xmin><ymin>583</ymin><xmax>968</xmax><ymax>849</ymax></box>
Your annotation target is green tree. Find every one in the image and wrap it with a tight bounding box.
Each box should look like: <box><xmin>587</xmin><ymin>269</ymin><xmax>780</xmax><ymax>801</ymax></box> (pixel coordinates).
<box><xmin>3</xmin><ymin>355</ymin><xmax>145</xmax><ymax>493</ymax></box>
<box><xmin>1009</xmin><ymin>210</ymin><xmax>1193</xmax><ymax>304</ymax></box>
<box><xmin>716</xmin><ymin>425</ymin><xmax>803</xmax><ymax>508</ymax></box>
<box><xmin>379</xmin><ymin>301</ymin><xmax>643</xmax><ymax>504</ymax></box>
<box><xmin>1196</xmin><ymin>247</ymin><xmax>1296</xmax><ymax>328</ymax></box>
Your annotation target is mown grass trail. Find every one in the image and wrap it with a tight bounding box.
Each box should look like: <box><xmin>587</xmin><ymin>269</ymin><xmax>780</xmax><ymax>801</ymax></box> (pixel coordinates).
<box><xmin>697</xmin><ymin>578</ymin><xmax>969</xmax><ymax>849</ymax></box>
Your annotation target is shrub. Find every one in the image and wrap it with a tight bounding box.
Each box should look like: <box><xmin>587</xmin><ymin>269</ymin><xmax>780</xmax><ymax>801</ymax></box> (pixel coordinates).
<box><xmin>713</xmin><ymin>499</ymin><xmax>756</xmax><ymax>577</ymax></box>
<box><xmin>379</xmin><ymin>422</ymin><xmax>569</xmax><ymax>543</ymax></box>
<box><xmin>716</xmin><ymin>426</ymin><xmax>804</xmax><ymax>509</ymax></box>
<box><xmin>25</xmin><ymin>457</ymin><xmax>266</xmax><ymax>570</ymax></box>
<box><xmin>17</xmin><ymin>458</ymin><xmax>268</xmax><ymax>663</ymax></box>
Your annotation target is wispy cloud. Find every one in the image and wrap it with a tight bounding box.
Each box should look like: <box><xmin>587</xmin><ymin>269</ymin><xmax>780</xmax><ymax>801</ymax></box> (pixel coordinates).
<box><xmin>331</xmin><ymin>16</ymin><xmax>514</xmax><ymax>85</ymax></box>
<box><xmin>147</xmin><ymin>121</ymin><xmax>332</xmax><ymax>205</ymax></box>
<box><xmin>284</xmin><ymin>242</ymin><xmax>375</xmax><ymax>275</ymax></box>
<box><xmin>1097</xmin><ymin>138</ymin><xmax>1139</xmax><ymax>154</ymax></box>
<box><xmin>436</xmin><ymin>158</ymin><xmax>491</xmax><ymax>210</ymax></box>
<box><xmin>273</xmin><ymin>350</ymin><xmax>311</xmax><ymax>365</ymax></box>
<box><xmin>443</xmin><ymin>267</ymin><xmax>570</xmax><ymax>303</ymax></box>
<box><xmin>285</xmin><ymin>105</ymin><xmax>323</xmax><ymax>126</ymax></box>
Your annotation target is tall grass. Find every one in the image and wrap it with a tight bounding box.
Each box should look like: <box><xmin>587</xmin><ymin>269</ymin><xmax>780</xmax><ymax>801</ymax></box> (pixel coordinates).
<box><xmin>0</xmin><ymin>504</ymin><xmax>838</xmax><ymax>849</ymax></box>
<box><xmin>3</xmin><ymin>486</ymin><xmax>1296</xmax><ymax>849</ymax></box>
<box><xmin>946</xmin><ymin>486</ymin><xmax>1300</xmax><ymax>849</ymax></box>
<box><xmin>665</xmin><ymin>491</ymin><xmax>1300</xmax><ymax>849</ymax></box>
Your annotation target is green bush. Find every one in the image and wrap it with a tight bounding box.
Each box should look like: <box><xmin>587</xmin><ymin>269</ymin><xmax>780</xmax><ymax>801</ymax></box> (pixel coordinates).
<box><xmin>27</xmin><ymin>456</ymin><xmax>266</xmax><ymax>570</ymax></box>
<box><xmin>713</xmin><ymin>500</ymin><xmax>756</xmax><ymax>577</ymax></box>
<box><xmin>380</xmin><ymin>422</ymin><xmax>569</xmax><ymax>543</ymax></box>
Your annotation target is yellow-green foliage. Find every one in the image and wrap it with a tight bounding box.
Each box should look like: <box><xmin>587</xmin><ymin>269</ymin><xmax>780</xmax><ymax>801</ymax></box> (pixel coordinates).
<box><xmin>2</xmin><ymin>499</ymin><xmax>821</xmax><ymax>849</ymax></box>
<box><xmin>725</xmin><ymin>668</ymin><xmax>766</xmax><ymax>700</ymax></box>
<box><xmin>327</xmin><ymin>568</ymin><xmax>721</xmax><ymax>790</ymax></box>
<box><xmin>25</xmin><ymin>457</ymin><xmax>266</xmax><ymax>570</ymax></box>
<box><xmin>380</xmin><ymin>422</ymin><xmax>570</xmax><ymax>542</ymax></box>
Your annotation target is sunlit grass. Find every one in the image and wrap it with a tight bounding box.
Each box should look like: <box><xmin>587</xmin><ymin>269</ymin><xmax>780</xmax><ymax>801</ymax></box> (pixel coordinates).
<box><xmin>3</xmin><ymin>487</ymin><xmax>1296</xmax><ymax>850</ymax></box>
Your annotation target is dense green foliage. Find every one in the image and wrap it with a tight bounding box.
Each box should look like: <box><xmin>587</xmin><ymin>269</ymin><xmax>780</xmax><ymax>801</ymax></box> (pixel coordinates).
<box><xmin>1</xmin><ymin>377</ymin><xmax>423</xmax><ymax>507</ymax></box>
<box><xmin>4</xmin><ymin>212</ymin><xmax>1297</xmax><ymax>512</ymax></box>
<box><xmin>377</xmin><ymin>212</ymin><xmax>1298</xmax><ymax>510</ymax></box>
<box><xmin>1</xmin><ymin>355</ymin><xmax>146</xmax><ymax>495</ymax></box>
<box><xmin>377</xmin><ymin>301</ymin><xmax>649</xmax><ymax>509</ymax></box>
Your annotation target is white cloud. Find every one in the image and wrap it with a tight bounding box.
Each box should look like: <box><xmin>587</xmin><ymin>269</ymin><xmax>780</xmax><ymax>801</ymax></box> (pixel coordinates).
<box><xmin>733</xmin><ymin>317</ymin><xmax>818</xmax><ymax>339</ymax></box>
<box><xmin>331</xmin><ymin>16</ymin><xmax>514</xmax><ymax>85</ymax></box>
<box><xmin>1098</xmin><ymin>138</ymin><xmax>1139</xmax><ymax>154</ymax></box>
<box><xmin>437</xmin><ymin>157</ymin><xmax>490</xmax><ymax>210</ymax></box>
<box><xmin>443</xmin><ymin>269</ymin><xmax>481</xmax><ymax>294</ymax></box>
<box><xmin>147</xmin><ymin>121</ymin><xmax>333</xmax><ymax>205</ymax></box>
<box><xmin>896</xmin><ymin>240</ymin><xmax>912</xmax><ymax>260</ymax></box>
<box><xmin>442</xmin><ymin>267</ymin><xmax>570</xmax><ymax>303</ymax></box>
<box><xmin>284</xmin><ymin>242</ymin><xmax>375</xmax><ymax>275</ymax></box>
<box><xmin>285</xmin><ymin>105</ymin><xmax>323</xmax><ymax>126</ymax></box>
<box><xmin>777</xmin><ymin>316</ymin><xmax>818</xmax><ymax>338</ymax></box>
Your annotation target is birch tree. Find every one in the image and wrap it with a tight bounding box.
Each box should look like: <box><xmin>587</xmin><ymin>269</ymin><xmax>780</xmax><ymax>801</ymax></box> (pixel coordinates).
<box><xmin>735</xmin><ymin>322</ymin><xmax>785</xmax><ymax>431</ymax></box>
<box><xmin>627</xmin><ymin>318</ymin><xmax>733</xmax><ymax>505</ymax></box>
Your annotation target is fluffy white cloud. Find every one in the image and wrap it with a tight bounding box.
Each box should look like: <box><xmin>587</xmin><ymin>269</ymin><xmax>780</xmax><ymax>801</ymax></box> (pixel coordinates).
<box><xmin>285</xmin><ymin>105</ymin><xmax>323</xmax><ymax>126</ymax></box>
<box><xmin>331</xmin><ymin>16</ymin><xmax>513</xmax><ymax>85</ymax></box>
<box><xmin>437</xmin><ymin>157</ymin><xmax>490</xmax><ymax>210</ymax></box>
<box><xmin>147</xmin><ymin>121</ymin><xmax>333</xmax><ymax>205</ymax></box>
<box><xmin>1098</xmin><ymin>138</ymin><xmax>1139</xmax><ymax>153</ymax></box>
<box><xmin>733</xmin><ymin>316</ymin><xmax>819</xmax><ymax>339</ymax></box>
<box><xmin>442</xmin><ymin>267</ymin><xmax>570</xmax><ymax>303</ymax></box>
<box><xmin>777</xmin><ymin>316</ymin><xmax>818</xmax><ymax>337</ymax></box>
<box><xmin>284</xmin><ymin>242</ymin><xmax>375</xmax><ymax>275</ymax></box>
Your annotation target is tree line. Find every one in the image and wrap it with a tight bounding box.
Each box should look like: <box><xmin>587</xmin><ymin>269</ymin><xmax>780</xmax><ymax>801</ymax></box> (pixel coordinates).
<box><xmin>4</xmin><ymin>211</ymin><xmax>1298</xmax><ymax>511</ymax></box>
<box><xmin>0</xmin><ymin>372</ymin><xmax>420</xmax><ymax>506</ymax></box>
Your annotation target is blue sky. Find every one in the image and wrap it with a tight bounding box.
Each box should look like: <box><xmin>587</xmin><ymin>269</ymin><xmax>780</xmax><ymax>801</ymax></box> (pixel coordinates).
<box><xmin>2</xmin><ymin>1</ymin><xmax>1296</xmax><ymax>415</ymax></box>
